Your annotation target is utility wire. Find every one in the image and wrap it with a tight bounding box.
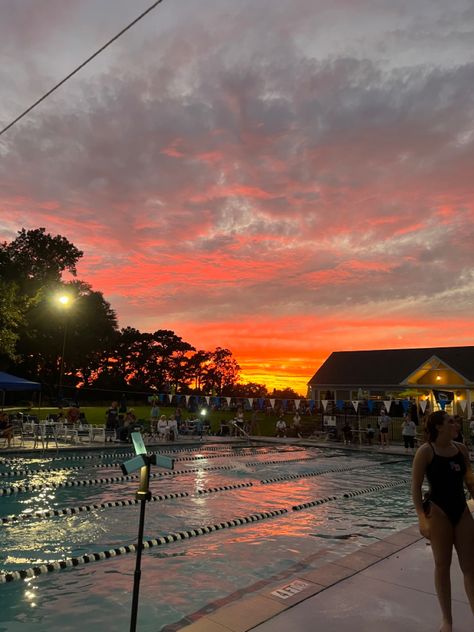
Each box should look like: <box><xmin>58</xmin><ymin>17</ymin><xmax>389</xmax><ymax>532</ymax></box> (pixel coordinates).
<box><xmin>0</xmin><ymin>0</ymin><xmax>164</xmax><ymax>138</ymax></box>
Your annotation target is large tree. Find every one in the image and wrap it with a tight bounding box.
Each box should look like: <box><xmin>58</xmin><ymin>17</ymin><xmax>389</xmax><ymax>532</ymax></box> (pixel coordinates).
<box><xmin>0</xmin><ymin>227</ymin><xmax>83</xmax><ymax>288</ymax></box>
<box><xmin>0</xmin><ymin>280</ymin><xmax>32</xmax><ymax>361</ymax></box>
<box><xmin>13</xmin><ymin>281</ymin><xmax>118</xmax><ymax>393</ymax></box>
<box><xmin>200</xmin><ymin>347</ymin><xmax>240</xmax><ymax>395</ymax></box>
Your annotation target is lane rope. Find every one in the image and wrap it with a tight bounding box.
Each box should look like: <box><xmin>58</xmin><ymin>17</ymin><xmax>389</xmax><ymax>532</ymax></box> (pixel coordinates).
<box><xmin>0</xmin><ymin>479</ymin><xmax>411</xmax><ymax>584</ymax></box>
<box><xmin>0</xmin><ymin>482</ymin><xmax>254</xmax><ymax>525</ymax></box>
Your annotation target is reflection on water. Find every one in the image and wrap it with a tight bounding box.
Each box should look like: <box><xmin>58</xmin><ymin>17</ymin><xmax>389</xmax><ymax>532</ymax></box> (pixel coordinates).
<box><xmin>0</xmin><ymin>445</ymin><xmax>414</xmax><ymax>631</ymax></box>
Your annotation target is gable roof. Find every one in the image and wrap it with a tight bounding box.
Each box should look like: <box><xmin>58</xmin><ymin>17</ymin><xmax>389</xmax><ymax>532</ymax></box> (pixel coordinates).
<box><xmin>0</xmin><ymin>372</ymin><xmax>41</xmax><ymax>391</ymax></box>
<box><xmin>308</xmin><ymin>346</ymin><xmax>474</xmax><ymax>387</ymax></box>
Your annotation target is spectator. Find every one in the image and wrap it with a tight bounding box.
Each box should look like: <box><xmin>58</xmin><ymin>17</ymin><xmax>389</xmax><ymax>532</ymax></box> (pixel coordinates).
<box><xmin>105</xmin><ymin>401</ymin><xmax>120</xmax><ymax>439</ymax></box>
<box><xmin>150</xmin><ymin>402</ymin><xmax>160</xmax><ymax>430</ymax></box>
<box><xmin>157</xmin><ymin>415</ymin><xmax>168</xmax><ymax>441</ymax></box>
<box><xmin>366</xmin><ymin>423</ymin><xmax>375</xmax><ymax>446</ymax></box>
<box><xmin>292</xmin><ymin>411</ymin><xmax>302</xmax><ymax>438</ymax></box>
<box><xmin>378</xmin><ymin>411</ymin><xmax>391</xmax><ymax>448</ymax></box>
<box><xmin>67</xmin><ymin>405</ymin><xmax>80</xmax><ymax>425</ymax></box>
<box><xmin>0</xmin><ymin>412</ymin><xmax>14</xmax><ymax>448</ymax></box>
<box><xmin>402</xmin><ymin>417</ymin><xmax>417</xmax><ymax>452</ymax></box>
<box><xmin>275</xmin><ymin>417</ymin><xmax>287</xmax><ymax>438</ymax></box>
<box><xmin>342</xmin><ymin>421</ymin><xmax>353</xmax><ymax>445</ymax></box>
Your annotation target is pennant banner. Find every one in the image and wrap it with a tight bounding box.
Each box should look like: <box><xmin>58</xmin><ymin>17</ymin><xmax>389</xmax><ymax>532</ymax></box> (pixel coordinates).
<box><xmin>295</xmin><ymin>399</ymin><xmax>300</xmax><ymax>410</ymax></box>
<box><xmin>205</xmin><ymin>396</ymin><xmax>210</xmax><ymax>405</ymax></box>
<box><xmin>383</xmin><ymin>400</ymin><xmax>392</xmax><ymax>413</ymax></box>
<box><xmin>185</xmin><ymin>395</ymin><xmax>190</xmax><ymax>404</ymax></box>
<box><xmin>439</xmin><ymin>400</ymin><xmax>447</xmax><ymax>410</ymax></box>
<box><xmin>336</xmin><ymin>400</ymin><xmax>345</xmax><ymax>411</ymax></box>
<box><xmin>322</xmin><ymin>399</ymin><xmax>328</xmax><ymax>411</ymax></box>
<box><xmin>248</xmin><ymin>398</ymin><xmax>253</xmax><ymax>406</ymax></box>
<box><xmin>402</xmin><ymin>399</ymin><xmax>410</xmax><ymax>413</ymax></box>
<box><xmin>352</xmin><ymin>400</ymin><xmax>359</xmax><ymax>413</ymax></box>
<box><xmin>367</xmin><ymin>400</ymin><xmax>375</xmax><ymax>413</ymax></box>
<box><xmin>226</xmin><ymin>397</ymin><xmax>231</xmax><ymax>406</ymax></box>
<box><xmin>270</xmin><ymin>399</ymin><xmax>275</xmax><ymax>409</ymax></box>
<box><xmin>459</xmin><ymin>400</ymin><xmax>467</xmax><ymax>412</ymax></box>
<box><xmin>419</xmin><ymin>400</ymin><xmax>427</xmax><ymax>413</ymax></box>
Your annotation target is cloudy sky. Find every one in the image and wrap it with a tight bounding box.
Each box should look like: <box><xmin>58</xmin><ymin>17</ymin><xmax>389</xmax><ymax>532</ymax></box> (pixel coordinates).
<box><xmin>1</xmin><ymin>0</ymin><xmax>473</xmax><ymax>393</ymax></box>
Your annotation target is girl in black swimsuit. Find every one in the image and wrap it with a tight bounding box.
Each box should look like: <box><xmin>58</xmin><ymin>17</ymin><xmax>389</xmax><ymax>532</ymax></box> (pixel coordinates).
<box><xmin>412</xmin><ymin>410</ymin><xmax>474</xmax><ymax>632</ymax></box>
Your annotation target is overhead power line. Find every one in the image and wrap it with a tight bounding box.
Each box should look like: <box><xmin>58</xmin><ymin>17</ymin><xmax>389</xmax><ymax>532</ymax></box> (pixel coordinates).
<box><xmin>0</xmin><ymin>0</ymin><xmax>164</xmax><ymax>138</ymax></box>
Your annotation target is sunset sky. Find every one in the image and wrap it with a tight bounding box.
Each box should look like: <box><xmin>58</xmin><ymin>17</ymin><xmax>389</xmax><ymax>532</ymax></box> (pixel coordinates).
<box><xmin>1</xmin><ymin>0</ymin><xmax>473</xmax><ymax>394</ymax></box>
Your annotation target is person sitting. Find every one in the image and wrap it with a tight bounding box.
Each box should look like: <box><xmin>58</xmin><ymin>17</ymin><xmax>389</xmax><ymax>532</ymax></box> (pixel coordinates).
<box><xmin>0</xmin><ymin>413</ymin><xmax>14</xmax><ymax>448</ymax></box>
<box><xmin>157</xmin><ymin>415</ymin><xmax>168</xmax><ymax>440</ymax></box>
<box><xmin>67</xmin><ymin>405</ymin><xmax>81</xmax><ymax>425</ymax></box>
<box><xmin>275</xmin><ymin>417</ymin><xmax>287</xmax><ymax>438</ymax></box>
<box><xmin>168</xmin><ymin>417</ymin><xmax>178</xmax><ymax>441</ymax></box>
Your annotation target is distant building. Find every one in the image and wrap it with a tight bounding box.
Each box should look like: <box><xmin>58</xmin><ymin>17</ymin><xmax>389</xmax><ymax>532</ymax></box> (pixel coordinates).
<box><xmin>307</xmin><ymin>346</ymin><xmax>474</xmax><ymax>417</ymax></box>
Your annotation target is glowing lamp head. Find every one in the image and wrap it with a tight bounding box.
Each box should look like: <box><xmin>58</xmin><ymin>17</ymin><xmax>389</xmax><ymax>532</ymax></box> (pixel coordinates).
<box><xmin>436</xmin><ymin>375</ymin><xmax>442</xmax><ymax>381</ymax></box>
<box><xmin>200</xmin><ymin>409</ymin><xmax>207</xmax><ymax>416</ymax></box>
<box><xmin>57</xmin><ymin>294</ymin><xmax>71</xmax><ymax>307</ymax></box>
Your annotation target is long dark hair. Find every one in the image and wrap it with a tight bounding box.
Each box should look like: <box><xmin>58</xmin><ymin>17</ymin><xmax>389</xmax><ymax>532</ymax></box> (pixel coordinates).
<box><xmin>424</xmin><ymin>410</ymin><xmax>448</xmax><ymax>442</ymax></box>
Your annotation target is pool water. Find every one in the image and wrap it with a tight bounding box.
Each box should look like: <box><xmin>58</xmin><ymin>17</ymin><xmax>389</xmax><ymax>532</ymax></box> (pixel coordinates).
<box><xmin>0</xmin><ymin>443</ymin><xmax>414</xmax><ymax>631</ymax></box>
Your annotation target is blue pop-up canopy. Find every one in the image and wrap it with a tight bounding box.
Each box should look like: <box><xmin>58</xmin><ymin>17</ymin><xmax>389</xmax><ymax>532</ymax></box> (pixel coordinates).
<box><xmin>0</xmin><ymin>372</ymin><xmax>41</xmax><ymax>391</ymax></box>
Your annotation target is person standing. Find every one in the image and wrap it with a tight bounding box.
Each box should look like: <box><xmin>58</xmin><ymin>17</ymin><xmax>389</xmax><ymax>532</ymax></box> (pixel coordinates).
<box><xmin>105</xmin><ymin>401</ymin><xmax>119</xmax><ymax>440</ymax></box>
<box><xmin>379</xmin><ymin>411</ymin><xmax>391</xmax><ymax>448</ymax></box>
<box><xmin>292</xmin><ymin>411</ymin><xmax>302</xmax><ymax>438</ymax></box>
<box><xmin>412</xmin><ymin>410</ymin><xmax>474</xmax><ymax>632</ymax></box>
<box><xmin>150</xmin><ymin>402</ymin><xmax>160</xmax><ymax>433</ymax></box>
<box><xmin>402</xmin><ymin>417</ymin><xmax>417</xmax><ymax>452</ymax></box>
<box><xmin>0</xmin><ymin>412</ymin><xmax>14</xmax><ymax>448</ymax></box>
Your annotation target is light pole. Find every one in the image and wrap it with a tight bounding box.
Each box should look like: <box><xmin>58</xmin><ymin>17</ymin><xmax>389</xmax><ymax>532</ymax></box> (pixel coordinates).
<box><xmin>56</xmin><ymin>294</ymin><xmax>71</xmax><ymax>402</ymax></box>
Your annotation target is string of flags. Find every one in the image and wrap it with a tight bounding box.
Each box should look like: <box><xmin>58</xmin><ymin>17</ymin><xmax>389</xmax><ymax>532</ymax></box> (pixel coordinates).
<box><xmin>147</xmin><ymin>393</ymin><xmax>464</xmax><ymax>413</ymax></box>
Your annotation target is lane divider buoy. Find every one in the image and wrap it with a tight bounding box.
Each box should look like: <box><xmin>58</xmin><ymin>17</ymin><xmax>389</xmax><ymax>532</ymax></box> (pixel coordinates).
<box><xmin>0</xmin><ymin>479</ymin><xmax>411</xmax><ymax>583</ymax></box>
<box><xmin>0</xmin><ymin>464</ymin><xmax>235</xmax><ymax>497</ymax></box>
<box><xmin>0</xmin><ymin>508</ymin><xmax>288</xmax><ymax>583</ymax></box>
<box><xmin>0</xmin><ymin>491</ymin><xmax>190</xmax><ymax>524</ymax></box>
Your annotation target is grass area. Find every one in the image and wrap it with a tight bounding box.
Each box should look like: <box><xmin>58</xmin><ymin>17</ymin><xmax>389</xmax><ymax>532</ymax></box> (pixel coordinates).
<box><xmin>6</xmin><ymin>405</ymin><xmax>281</xmax><ymax>436</ymax></box>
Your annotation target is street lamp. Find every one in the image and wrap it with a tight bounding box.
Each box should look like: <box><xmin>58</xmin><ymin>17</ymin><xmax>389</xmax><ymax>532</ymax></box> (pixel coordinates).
<box><xmin>56</xmin><ymin>294</ymin><xmax>72</xmax><ymax>402</ymax></box>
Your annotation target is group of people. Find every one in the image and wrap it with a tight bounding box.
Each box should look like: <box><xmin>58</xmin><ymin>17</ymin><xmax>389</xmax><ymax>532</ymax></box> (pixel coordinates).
<box><xmin>105</xmin><ymin>400</ymin><xmax>139</xmax><ymax>442</ymax></box>
<box><xmin>275</xmin><ymin>412</ymin><xmax>303</xmax><ymax>438</ymax></box>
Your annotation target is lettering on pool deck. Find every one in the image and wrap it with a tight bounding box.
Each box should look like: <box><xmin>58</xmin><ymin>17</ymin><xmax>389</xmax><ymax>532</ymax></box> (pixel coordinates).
<box><xmin>271</xmin><ymin>579</ymin><xmax>311</xmax><ymax>599</ymax></box>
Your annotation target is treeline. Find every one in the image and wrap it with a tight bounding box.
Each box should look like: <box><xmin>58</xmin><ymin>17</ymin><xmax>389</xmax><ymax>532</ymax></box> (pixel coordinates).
<box><xmin>0</xmin><ymin>228</ymin><xmax>300</xmax><ymax>399</ymax></box>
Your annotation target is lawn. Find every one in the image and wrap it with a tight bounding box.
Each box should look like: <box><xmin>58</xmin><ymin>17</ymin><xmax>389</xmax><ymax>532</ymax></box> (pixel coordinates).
<box><xmin>7</xmin><ymin>405</ymin><xmax>280</xmax><ymax>436</ymax></box>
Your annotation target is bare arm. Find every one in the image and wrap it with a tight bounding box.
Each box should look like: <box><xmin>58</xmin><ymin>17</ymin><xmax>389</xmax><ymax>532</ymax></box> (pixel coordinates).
<box><xmin>459</xmin><ymin>444</ymin><xmax>474</xmax><ymax>498</ymax></box>
<box><xmin>412</xmin><ymin>444</ymin><xmax>431</xmax><ymax>538</ymax></box>
<box><xmin>412</xmin><ymin>443</ymin><xmax>429</xmax><ymax>516</ymax></box>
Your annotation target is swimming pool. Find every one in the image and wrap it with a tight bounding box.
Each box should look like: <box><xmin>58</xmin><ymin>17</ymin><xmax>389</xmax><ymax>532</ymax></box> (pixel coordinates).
<box><xmin>0</xmin><ymin>443</ymin><xmax>414</xmax><ymax>631</ymax></box>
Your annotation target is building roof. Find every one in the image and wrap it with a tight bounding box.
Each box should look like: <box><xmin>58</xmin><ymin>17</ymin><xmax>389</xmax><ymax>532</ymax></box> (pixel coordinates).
<box><xmin>308</xmin><ymin>346</ymin><xmax>474</xmax><ymax>387</ymax></box>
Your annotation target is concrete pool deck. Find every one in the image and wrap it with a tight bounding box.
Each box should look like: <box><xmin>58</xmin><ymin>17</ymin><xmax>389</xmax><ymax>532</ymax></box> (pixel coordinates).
<box><xmin>178</xmin><ymin>518</ymin><xmax>473</xmax><ymax>632</ymax></box>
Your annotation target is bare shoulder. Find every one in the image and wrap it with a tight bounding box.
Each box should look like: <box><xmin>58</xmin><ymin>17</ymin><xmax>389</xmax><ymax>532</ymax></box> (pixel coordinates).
<box><xmin>413</xmin><ymin>442</ymin><xmax>432</xmax><ymax>463</ymax></box>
